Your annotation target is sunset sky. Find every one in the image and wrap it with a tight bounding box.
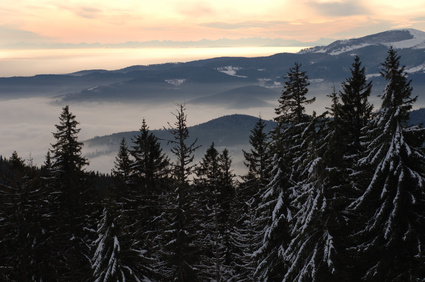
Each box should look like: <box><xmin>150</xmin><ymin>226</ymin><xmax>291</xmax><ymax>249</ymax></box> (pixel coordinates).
<box><xmin>2</xmin><ymin>0</ymin><xmax>425</xmax><ymax>45</ymax></box>
<box><xmin>1</xmin><ymin>0</ymin><xmax>425</xmax><ymax>76</ymax></box>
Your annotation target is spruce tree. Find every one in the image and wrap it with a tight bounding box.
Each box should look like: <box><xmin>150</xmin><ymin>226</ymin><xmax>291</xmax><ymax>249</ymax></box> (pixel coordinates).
<box><xmin>195</xmin><ymin>143</ymin><xmax>228</xmax><ymax>280</ymax></box>
<box><xmin>130</xmin><ymin>118</ymin><xmax>169</xmax><ymax>188</ymax></box>
<box><xmin>163</xmin><ymin>104</ymin><xmax>201</xmax><ymax>281</ymax></box>
<box><xmin>92</xmin><ymin>202</ymin><xmax>149</xmax><ymax>282</ymax></box>
<box><xmin>339</xmin><ymin>55</ymin><xmax>373</xmax><ymax>161</ymax></box>
<box><xmin>350</xmin><ymin>47</ymin><xmax>425</xmax><ymax>280</ymax></box>
<box><xmin>281</xmin><ymin>113</ymin><xmax>343</xmax><ymax>281</ymax></box>
<box><xmin>217</xmin><ymin>148</ymin><xmax>236</xmax><ymax>262</ymax></box>
<box><xmin>242</xmin><ymin>117</ymin><xmax>271</xmax><ymax>187</ymax></box>
<box><xmin>275</xmin><ymin>62</ymin><xmax>315</xmax><ymax>125</ymax></box>
<box><xmin>112</xmin><ymin>138</ymin><xmax>132</xmax><ymax>182</ymax></box>
<box><xmin>331</xmin><ymin>57</ymin><xmax>374</xmax><ymax>278</ymax></box>
<box><xmin>92</xmin><ymin>138</ymin><xmax>155</xmax><ymax>281</ymax></box>
<box><xmin>48</xmin><ymin>105</ymin><xmax>94</xmax><ymax>281</ymax></box>
<box><xmin>129</xmin><ymin>119</ymin><xmax>170</xmax><ymax>279</ymax></box>
<box><xmin>234</xmin><ymin>118</ymin><xmax>270</xmax><ymax>281</ymax></box>
<box><xmin>255</xmin><ymin>62</ymin><xmax>314</xmax><ymax>280</ymax></box>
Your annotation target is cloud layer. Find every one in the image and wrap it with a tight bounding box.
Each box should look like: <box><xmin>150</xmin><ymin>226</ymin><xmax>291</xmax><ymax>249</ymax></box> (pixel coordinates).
<box><xmin>1</xmin><ymin>0</ymin><xmax>425</xmax><ymax>45</ymax></box>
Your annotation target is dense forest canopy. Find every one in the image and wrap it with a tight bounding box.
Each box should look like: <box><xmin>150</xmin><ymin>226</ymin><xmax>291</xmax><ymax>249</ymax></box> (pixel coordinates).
<box><xmin>1</xmin><ymin>47</ymin><xmax>425</xmax><ymax>281</ymax></box>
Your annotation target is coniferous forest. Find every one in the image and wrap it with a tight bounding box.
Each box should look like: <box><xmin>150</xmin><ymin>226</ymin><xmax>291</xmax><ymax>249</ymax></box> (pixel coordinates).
<box><xmin>1</xmin><ymin>47</ymin><xmax>425</xmax><ymax>281</ymax></box>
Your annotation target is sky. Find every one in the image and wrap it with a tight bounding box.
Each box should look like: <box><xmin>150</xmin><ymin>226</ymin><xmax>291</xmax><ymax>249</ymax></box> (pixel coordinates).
<box><xmin>1</xmin><ymin>0</ymin><xmax>425</xmax><ymax>46</ymax></box>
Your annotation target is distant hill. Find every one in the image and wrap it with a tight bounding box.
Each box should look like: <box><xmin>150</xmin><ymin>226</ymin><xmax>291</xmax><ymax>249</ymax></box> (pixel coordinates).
<box><xmin>84</xmin><ymin>114</ymin><xmax>275</xmax><ymax>175</ymax></box>
<box><xmin>84</xmin><ymin>114</ymin><xmax>276</xmax><ymax>159</ymax></box>
<box><xmin>2</xmin><ymin>29</ymin><xmax>425</xmax><ymax>108</ymax></box>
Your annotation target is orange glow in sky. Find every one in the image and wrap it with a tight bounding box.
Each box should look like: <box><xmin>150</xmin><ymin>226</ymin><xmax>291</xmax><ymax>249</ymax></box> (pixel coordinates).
<box><xmin>1</xmin><ymin>0</ymin><xmax>425</xmax><ymax>44</ymax></box>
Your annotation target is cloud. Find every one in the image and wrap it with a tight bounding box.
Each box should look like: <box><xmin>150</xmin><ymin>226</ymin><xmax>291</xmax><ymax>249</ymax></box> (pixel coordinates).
<box><xmin>77</xmin><ymin>7</ymin><xmax>103</xmax><ymax>19</ymax></box>
<box><xmin>53</xmin><ymin>3</ymin><xmax>103</xmax><ymax>19</ymax></box>
<box><xmin>413</xmin><ymin>16</ymin><xmax>425</xmax><ymax>22</ymax></box>
<box><xmin>308</xmin><ymin>0</ymin><xmax>370</xmax><ymax>17</ymax></box>
<box><xmin>202</xmin><ymin>21</ymin><xmax>290</xmax><ymax>30</ymax></box>
<box><xmin>0</xmin><ymin>25</ymin><xmax>55</xmax><ymax>45</ymax></box>
<box><xmin>330</xmin><ymin>19</ymin><xmax>394</xmax><ymax>38</ymax></box>
<box><xmin>177</xmin><ymin>1</ymin><xmax>215</xmax><ymax>18</ymax></box>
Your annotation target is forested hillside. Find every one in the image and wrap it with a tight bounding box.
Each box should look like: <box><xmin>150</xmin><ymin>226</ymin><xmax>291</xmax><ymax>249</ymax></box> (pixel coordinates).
<box><xmin>1</xmin><ymin>47</ymin><xmax>425</xmax><ymax>281</ymax></box>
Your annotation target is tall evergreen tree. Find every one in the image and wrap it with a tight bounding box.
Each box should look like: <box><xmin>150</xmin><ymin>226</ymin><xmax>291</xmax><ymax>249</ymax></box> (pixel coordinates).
<box><xmin>163</xmin><ymin>104</ymin><xmax>201</xmax><ymax>281</ymax></box>
<box><xmin>130</xmin><ymin>118</ymin><xmax>170</xmax><ymax>188</ymax></box>
<box><xmin>350</xmin><ymin>47</ymin><xmax>425</xmax><ymax>281</ymax></box>
<box><xmin>281</xmin><ymin>113</ymin><xmax>343</xmax><ymax>281</ymax></box>
<box><xmin>329</xmin><ymin>57</ymin><xmax>374</xmax><ymax>278</ymax></box>
<box><xmin>339</xmin><ymin>55</ymin><xmax>373</xmax><ymax>160</ymax></box>
<box><xmin>48</xmin><ymin>105</ymin><xmax>95</xmax><ymax>281</ymax></box>
<box><xmin>112</xmin><ymin>138</ymin><xmax>132</xmax><ymax>182</ymax></box>
<box><xmin>275</xmin><ymin>62</ymin><xmax>315</xmax><ymax>125</ymax></box>
<box><xmin>242</xmin><ymin>117</ymin><xmax>271</xmax><ymax>187</ymax></box>
<box><xmin>195</xmin><ymin>143</ymin><xmax>230</xmax><ymax>281</ymax></box>
<box><xmin>92</xmin><ymin>137</ymin><xmax>148</xmax><ymax>281</ymax></box>
<box><xmin>256</xmin><ymin>62</ymin><xmax>314</xmax><ymax>280</ymax></box>
<box><xmin>234</xmin><ymin>118</ymin><xmax>270</xmax><ymax>281</ymax></box>
<box><xmin>129</xmin><ymin>119</ymin><xmax>170</xmax><ymax>279</ymax></box>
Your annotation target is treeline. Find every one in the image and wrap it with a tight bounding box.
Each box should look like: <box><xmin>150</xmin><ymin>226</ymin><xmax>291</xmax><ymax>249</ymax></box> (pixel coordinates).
<box><xmin>1</xmin><ymin>47</ymin><xmax>425</xmax><ymax>281</ymax></box>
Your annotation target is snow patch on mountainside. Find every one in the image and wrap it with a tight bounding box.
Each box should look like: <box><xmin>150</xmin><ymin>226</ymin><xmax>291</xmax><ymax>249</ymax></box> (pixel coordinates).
<box><xmin>406</xmin><ymin>64</ymin><xmax>425</xmax><ymax>73</ymax></box>
<box><xmin>165</xmin><ymin>79</ymin><xmax>186</xmax><ymax>86</ymax></box>
<box><xmin>216</xmin><ymin>66</ymin><xmax>247</xmax><ymax>78</ymax></box>
<box><xmin>366</xmin><ymin>73</ymin><xmax>381</xmax><ymax>80</ymax></box>
<box><xmin>329</xmin><ymin>43</ymin><xmax>372</xmax><ymax>55</ymax></box>
<box><xmin>300</xmin><ymin>29</ymin><xmax>425</xmax><ymax>55</ymax></box>
<box><xmin>258</xmin><ymin>78</ymin><xmax>281</xmax><ymax>88</ymax></box>
<box><xmin>309</xmin><ymin>78</ymin><xmax>324</xmax><ymax>83</ymax></box>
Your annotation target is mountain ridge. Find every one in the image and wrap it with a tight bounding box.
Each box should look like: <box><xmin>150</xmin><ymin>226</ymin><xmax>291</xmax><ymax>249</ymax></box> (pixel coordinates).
<box><xmin>299</xmin><ymin>29</ymin><xmax>425</xmax><ymax>55</ymax></box>
<box><xmin>1</xmin><ymin>29</ymin><xmax>425</xmax><ymax>108</ymax></box>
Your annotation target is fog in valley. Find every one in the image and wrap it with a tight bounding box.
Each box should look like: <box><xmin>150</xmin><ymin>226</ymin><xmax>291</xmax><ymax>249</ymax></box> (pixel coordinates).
<box><xmin>0</xmin><ymin>96</ymin><xmax>283</xmax><ymax>175</ymax></box>
<box><xmin>2</xmin><ymin>82</ymin><xmax>423</xmax><ymax>176</ymax></box>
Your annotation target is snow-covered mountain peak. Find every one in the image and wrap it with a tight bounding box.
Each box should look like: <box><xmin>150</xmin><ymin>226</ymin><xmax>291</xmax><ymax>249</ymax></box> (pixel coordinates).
<box><xmin>300</xmin><ymin>29</ymin><xmax>425</xmax><ymax>55</ymax></box>
<box><xmin>389</xmin><ymin>28</ymin><xmax>425</xmax><ymax>49</ymax></box>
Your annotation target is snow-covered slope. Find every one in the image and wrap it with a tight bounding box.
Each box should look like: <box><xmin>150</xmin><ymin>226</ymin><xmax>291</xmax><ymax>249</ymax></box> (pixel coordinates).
<box><xmin>300</xmin><ymin>29</ymin><xmax>425</xmax><ymax>55</ymax></box>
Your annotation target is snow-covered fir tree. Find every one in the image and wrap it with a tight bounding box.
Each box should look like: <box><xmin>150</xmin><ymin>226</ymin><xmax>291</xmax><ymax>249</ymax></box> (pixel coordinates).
<box><xmin>255</xmin><ymin>62</ymin><xmax>315</xmax><ymax>280</ymax></box>
<box><xmin>195</xmin><ymin>143</ymin><xmax>236</xmax><ymax>281</ymax></box>
<box><xmin>92</xmin><ymin>137</ymin><xmax>152</xmax><ymax>281</ymax></box>
<box><xmin>92</xmin><ymin>204</ymin><xmax>150</xmax><ymax>282</ymax></box>
<box><xmin>350</xmin><ymin>47</ymin><xmax>425</xmax><ymax>281</ymax></box>
<box><xmin>281</xmin><ymin>112</ymin><xmax>343</xmax><ymax>281</ymax></box>
<box><xmin>233</xmin><ymin>118</ymin><xmax>271</xmax><ymax>281</ymax></box>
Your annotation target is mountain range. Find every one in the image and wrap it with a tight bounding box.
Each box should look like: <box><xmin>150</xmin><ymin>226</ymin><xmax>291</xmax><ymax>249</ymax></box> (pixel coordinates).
<box><xmin>1</xmin><ymin>28</ymin><xmax>425</xmax><ymax>108</ymax></box>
